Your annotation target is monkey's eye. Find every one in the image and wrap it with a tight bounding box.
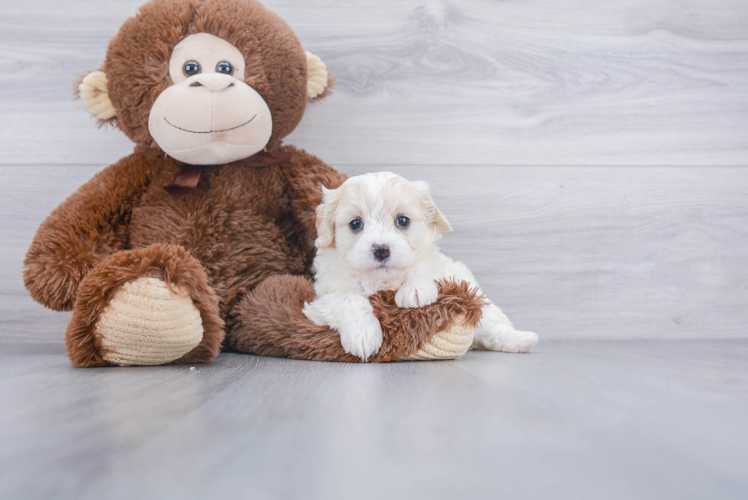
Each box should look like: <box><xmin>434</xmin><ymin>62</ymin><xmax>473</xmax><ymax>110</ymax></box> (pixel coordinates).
<box><xmin>183</xmin><ymin>61</ymin><xmax>201</xmax><ymax>77</ymax></box>
<box><xmin>396</xmin><ymin>216</ymin><xmax>410</xmax><ymax>228</ymax></box>
<box><xmin>216</xmin><ymin>61</ymin><xmax>233</xmax><ymax>75</ymax></box>
<box><xmin>349</xmin><ymin>219</ymin><xmax>364</xmax><ymax>232</ymax></box>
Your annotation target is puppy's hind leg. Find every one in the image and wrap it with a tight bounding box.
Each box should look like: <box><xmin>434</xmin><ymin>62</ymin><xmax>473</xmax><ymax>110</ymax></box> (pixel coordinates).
<box><xmin>440</xmin><ymin>258</ymin><xmax>538</xmax><ymax>353</ymax></box>
<box><xmin>475</xmin><ymin>304</ymin><xmax>538</xmax><ymax>353</ymax></box>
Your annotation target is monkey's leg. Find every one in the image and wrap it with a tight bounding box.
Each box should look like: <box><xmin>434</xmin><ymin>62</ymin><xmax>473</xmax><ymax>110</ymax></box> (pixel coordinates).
<box><xmin>225</xmin><ymin>275</ymin><xmax>360</xmax><ymax>362</ymax></box>
<box><xmin>65</xmin><ymin>244</ymin><xmax>224</xmax><ymax>367</ymax></box>
<box><xmin>225</xmin><ymin>275</ymin><xmax>484</xmax><ymax>363</ymax></box>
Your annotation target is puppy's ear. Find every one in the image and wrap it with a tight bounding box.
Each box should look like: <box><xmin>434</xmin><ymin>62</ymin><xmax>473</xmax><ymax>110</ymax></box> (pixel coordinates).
<box><xmin>413</xmin><ymin>181</ymin><xmax>452</xmax><ymax>233</ymax></box>
<box><xmin>315</xmin><ymin>186</ymin><xmax>340</xmax><ymax>248</ymax></box>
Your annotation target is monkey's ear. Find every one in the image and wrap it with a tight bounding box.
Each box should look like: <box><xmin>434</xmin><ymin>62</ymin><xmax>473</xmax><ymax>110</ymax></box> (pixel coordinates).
<box><xmin>76</xmin><ymin>70</ymin><xmax>116</xmax><ymax>121</ymax></box>
<box><xmin>306</xmin><ymin>51</ymin><xmax>334</xmax><ymax>102</ymax></box>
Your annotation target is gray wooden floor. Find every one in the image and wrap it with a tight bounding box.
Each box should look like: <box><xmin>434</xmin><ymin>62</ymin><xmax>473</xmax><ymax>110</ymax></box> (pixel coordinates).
<box><xmin>2</xmin><ymin>0</ymin><xmax>748</xmax><ymax>498</ymax></box>
<box><xmin>2</xmin><ymin>339</ymin><xmax>747</xmax><ymax>500</ymax></box>
<box><xmin>2</xmin><ymin>0</ymin><xmax>748</xmax><ymax>342</ymax></box>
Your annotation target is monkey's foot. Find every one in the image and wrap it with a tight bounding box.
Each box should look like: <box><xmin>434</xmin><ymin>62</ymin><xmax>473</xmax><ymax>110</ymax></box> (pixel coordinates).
<box><xmin>65</xmin><ymin>244</ymin><xmax>224</xmax><ymax>367</ymax></box>
<box><xmin>399</xmin><ymin>318</ymin><xmax>475</xmax><ymax>361</ymax></box>
<box><xmin>95</xmin><ymin>277</ymin><xmax>204</xmax><ymax>366</ymax></box>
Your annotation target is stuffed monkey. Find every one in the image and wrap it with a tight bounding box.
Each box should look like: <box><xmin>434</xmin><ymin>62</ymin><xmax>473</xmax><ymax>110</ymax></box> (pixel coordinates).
<box><xmin>24</xmin><ymin>0</ymin><xmax>485</xmax><ymax>367</ymax></box>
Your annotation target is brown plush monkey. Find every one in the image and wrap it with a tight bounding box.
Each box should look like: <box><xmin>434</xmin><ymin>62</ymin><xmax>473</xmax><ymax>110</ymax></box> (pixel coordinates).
<box><xmin>23</xmin><ymin>0</ymin><xmax>485</xmax><ymax>367</ymax></box>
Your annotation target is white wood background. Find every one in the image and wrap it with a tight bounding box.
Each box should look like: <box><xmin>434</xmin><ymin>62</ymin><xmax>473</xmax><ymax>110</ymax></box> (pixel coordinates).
<box><xmin>1</xmin><ymin>0</ymin><xmax>747</xmax><ymax>342</ymax></box>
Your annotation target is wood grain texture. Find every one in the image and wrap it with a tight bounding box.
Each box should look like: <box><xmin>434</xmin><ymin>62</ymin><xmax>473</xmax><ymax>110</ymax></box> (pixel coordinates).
<box><xmin>4</xmin><ymin>164</ymin><xmax>748</xmax><ymax>342</ymax></box>
<box><xmin>1</xmin><ymin>1</ymin><xmax>747</xmax><ymax>340</ymax></box>
<box><xmin>2</xmin><ymin>2</ymin><xmax>748</xmax><ymax>497</ymax></box>
<box><xmin>1</xmin><ymin>339</ymin><xmax>747</xmax><ymax>500</ymax></box>
<box><xmin>0</xmin><ymin>0</ymin><xmax>747</xmax><ymax>166</ymax></box>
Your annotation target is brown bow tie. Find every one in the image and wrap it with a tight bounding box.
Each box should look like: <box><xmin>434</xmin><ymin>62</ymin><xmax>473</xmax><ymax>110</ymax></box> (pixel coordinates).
<box><xmin>164</xmin><ymin>150</ymin><xmax>294</xmax><ymax>201</ymax></box>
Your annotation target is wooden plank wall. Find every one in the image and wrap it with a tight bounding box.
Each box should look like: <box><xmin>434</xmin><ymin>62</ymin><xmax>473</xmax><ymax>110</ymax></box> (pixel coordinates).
<box><xmin>1</xmin><ymin>0</ymin><xmax>747</xmax><ymax>342</ymax></box>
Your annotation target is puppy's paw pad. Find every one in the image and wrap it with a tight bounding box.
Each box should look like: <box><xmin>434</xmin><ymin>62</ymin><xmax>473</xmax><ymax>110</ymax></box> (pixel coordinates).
<box><xmin>339</xmin><ymin>315</ymin><xmax>383</xmax><ymax>361</ymax></box>
<box><xmin>395</xmin><ymin>280</ymin><xmax>439</xmax><ymax>308</ymax></box>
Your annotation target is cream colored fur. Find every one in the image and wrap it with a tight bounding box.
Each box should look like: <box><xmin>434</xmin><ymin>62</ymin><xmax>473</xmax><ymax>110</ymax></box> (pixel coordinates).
<box><xmin>80</xmin><ymin>36</ymin><xmax>330</xmax><ymax>122</ymax></box>
<box><xmin>148</xmin><ymin>33</ymin><xmax>273</xmax><ymax>165</ymax></box>
<box><xmin>79</xmin><ymin>71</ymin><xmax>115</xmax><ymax>120</ymax></box>
<box><xmin>96</xmin><ymin>277</ymin><xmax>204</xmax><ymax>366</ymax></box>
<box><xmin>305</xmin><ymin>51</ymin><xmax>329</xmax><ymax>100</ymax></box>
<box><xmin>303</xmin><ymin>172</ymin><xmax>539</xmax><ymax>361</ymax></box>
<box><xmin>400</xmin><ymin>320</ymin><xmax>475</xmax><ymax>360</ymax></box>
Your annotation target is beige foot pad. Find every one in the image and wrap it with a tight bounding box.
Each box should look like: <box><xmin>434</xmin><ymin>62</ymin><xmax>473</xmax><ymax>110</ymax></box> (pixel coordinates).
<box><xmin>400</xmin><ymin>320</ymin><xmax>475</xmax><ymax>361</ymax></box>
<box><xmin>96</xmin><ymin>277</ymin><xmax>204</xmax><ymax>366</ymax></box>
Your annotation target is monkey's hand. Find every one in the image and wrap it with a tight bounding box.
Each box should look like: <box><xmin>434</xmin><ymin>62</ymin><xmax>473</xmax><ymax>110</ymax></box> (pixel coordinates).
<box><xmin>24</xmin><ymin>152</ymin><xmax>150</xmax><ymax>311</ymax></box>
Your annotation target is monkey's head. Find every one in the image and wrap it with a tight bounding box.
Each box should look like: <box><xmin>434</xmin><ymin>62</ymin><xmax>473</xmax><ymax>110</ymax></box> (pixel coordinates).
<box><xmin>77</xmin><ymin>0</ymin><xmax>332</xmax><ymax>165</ymax></box>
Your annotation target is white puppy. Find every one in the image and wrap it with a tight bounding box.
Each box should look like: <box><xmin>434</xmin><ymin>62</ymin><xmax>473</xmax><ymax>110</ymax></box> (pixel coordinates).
<box><xmin>302</xmin><ymin>172</ymin><xmax>539</xmax><ymax>361</ymax></box>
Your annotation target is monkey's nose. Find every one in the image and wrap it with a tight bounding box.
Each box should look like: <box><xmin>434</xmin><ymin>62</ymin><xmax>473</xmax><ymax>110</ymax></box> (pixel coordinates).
<box><xmin>186</xmin><ymin>73</ymin><xmax>236</xmax><ymax>92</ymax></box>
<box><xmin>372</xmin><ymin>244</ymin><xmax>390</xmax><ymax>262</ymax></box>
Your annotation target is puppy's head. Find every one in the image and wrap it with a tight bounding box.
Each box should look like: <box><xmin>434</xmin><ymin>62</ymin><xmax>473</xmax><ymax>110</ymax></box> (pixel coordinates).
<box><xmin>315</xmin><ymin>172</ymin><xmax>451</xmax><ymax>276</ymax></box>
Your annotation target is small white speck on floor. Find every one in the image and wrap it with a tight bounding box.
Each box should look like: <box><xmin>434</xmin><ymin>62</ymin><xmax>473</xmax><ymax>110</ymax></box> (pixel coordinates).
<box><xmin>190</xmin><ymin>367</ymin><xmax>196</xmax><ymax>371</ymax></box>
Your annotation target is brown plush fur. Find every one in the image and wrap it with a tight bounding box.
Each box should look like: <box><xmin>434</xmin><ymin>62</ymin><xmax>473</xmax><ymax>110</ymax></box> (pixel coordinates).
<box><xmin>103</xmin><ymin>0</ymin><xmax>308</xmax><ymax>151</ymax></box>
<box><xmin>66</xmin><ymin>244</ymin><xmax>224</xmax><ymax>367</ymax></box>
<box><xmin>227</xmin><ymin>277</ymin><xmax>486</xmax><ymax>362</ymax></box>
<box><xmin>25</xmin><ymin>144</ymin><xmax>346</xmax><ymax>366</ymax></box>
<box><xmin>23</xmin><ymin>0</ymin><xmax>478</xmax><ymax>367</ymax></box>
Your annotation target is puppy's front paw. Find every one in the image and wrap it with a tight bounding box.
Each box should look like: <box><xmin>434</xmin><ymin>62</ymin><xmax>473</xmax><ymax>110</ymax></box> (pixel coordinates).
<box><xmin>395</xmin><ymin>279</ymin><xmax>439</xmax><ymax>308</ymax></box>
<box><xmin>338</xmin><ymin>314</ymin><xmax>383</xmax><ymax>362</ymax></box>
<box><xmin>302</xmin><ymin>300</ymin><xmax>327</xmax><ymax>327</ymax></box>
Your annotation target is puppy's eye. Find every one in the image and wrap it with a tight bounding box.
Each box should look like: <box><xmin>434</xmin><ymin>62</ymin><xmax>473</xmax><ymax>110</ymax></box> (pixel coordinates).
<box><xmin>349</xmin><ymin>219</ymin><xmax>364</xmax><ymax>232</ymax></box>
<box><xmin>396</xmin><ymin>216</ymin><xmax>410</xmax><ymax>228</ymax></box>
<box><xmin>183</xmin><ymin>61</ymin><xmax>201</xmax><ymax>77</ymax></box>
<box><xmin>216</xmin><ymin>61</ymin><xmax>233</xmax><ymax>75</ymax></box>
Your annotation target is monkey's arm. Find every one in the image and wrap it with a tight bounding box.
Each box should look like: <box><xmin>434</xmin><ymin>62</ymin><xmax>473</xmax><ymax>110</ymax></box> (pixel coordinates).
<box><xmin>23</xmin><ymin>152</ymin><xmax>151</xmax><ymax>311</ymax></box>
<box><xmin>281</xmin><ymin>145</ymin><xmax>347</xmax><ymax>239</ymax></box>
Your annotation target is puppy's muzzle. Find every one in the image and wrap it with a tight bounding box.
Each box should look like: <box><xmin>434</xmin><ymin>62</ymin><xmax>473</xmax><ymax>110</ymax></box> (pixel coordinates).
<box><xmin>372</xmin><ymin>244</ymin><xmax>390</xmax><ymax>262</ymax></box>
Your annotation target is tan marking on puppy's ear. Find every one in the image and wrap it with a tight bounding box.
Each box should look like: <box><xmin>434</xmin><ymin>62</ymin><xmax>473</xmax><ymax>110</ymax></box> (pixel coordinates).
<box><xmin>413</xmin><ymin>180</ymin><xmax>452</xmax><ymax>233</ymax></box>
<box><xmin>306</xmin><ymin>51</ymin><xmax>334</xmax><ymax>102</ymax></box>
<box><xmin>315</xmin><ymin>186</ymin><xmax>339</xmax><ymax>248</ymax></box>
<box><xmin>77</xmin><ymin>71</ymin><xmax>116</xmax><ymax>120</ymax></box>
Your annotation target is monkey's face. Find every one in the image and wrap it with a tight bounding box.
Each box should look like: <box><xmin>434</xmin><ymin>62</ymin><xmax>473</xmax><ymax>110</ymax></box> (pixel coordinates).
<box><xmin>77</xmin><ymin>0</ymin><xmax>333</xmax><ymax>165</ymax></box>
<box><xmin>148</xmin><ymin>33</ymin><xmax>273</xmax><ymax>165</ymax></box>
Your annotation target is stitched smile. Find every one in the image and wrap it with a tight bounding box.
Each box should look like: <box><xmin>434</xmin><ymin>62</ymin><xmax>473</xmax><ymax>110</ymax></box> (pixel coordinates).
<box><xmin>164</xmin><ymin>115</ymin><xmax>257</xmax><ymax>134</ymax></box>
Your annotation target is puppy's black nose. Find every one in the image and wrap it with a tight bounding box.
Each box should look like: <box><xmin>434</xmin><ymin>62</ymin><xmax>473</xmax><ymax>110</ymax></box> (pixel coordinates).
<box><xmin>372</xmin><ymin>244</ymin><xmax>390</xmax><ymax>262</ymax></box>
